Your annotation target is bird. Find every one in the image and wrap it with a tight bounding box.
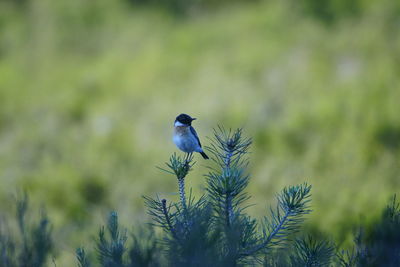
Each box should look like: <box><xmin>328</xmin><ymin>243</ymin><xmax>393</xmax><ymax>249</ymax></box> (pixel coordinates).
<box><xmin>173</xmin><ymin>113</ymin><xmax>209</xmax><ymax>160</ymax></box>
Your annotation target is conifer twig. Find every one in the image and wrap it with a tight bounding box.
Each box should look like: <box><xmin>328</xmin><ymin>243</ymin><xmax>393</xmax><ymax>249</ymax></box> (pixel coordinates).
<box><xmin>206</xmin><ymin>127</ymin><xmax>252</xmax><ymax>229</ymax></box>
<box><xmin>161</xmin><ymin>199</ymin><xmax>181</xmax><ymax>243</ymax></box>
<box><xmin>178</xmin><ymin>178</ymin><xmax>187</xmax><ymax>212</ymax></box>
<box><xmin>157</xmin><ymin>153</ymin><xmax>194</xmax><ymax>213</ymax></box>
<box><xmin>241</xmin><ymin>183</ymin><xmax>312</xmax><ymax>257</ymax></box>
<box><xmin>76</xmin><ymin>247</ymin><xmax>91</xmax><ymax>267</ymax></box>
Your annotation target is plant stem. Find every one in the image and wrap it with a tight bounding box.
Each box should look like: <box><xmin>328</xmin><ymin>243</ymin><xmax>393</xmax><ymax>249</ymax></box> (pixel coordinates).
<box><xmin>225</xmin><ymin>194</ymin><xmax>233</xmax><ymax>227</ymax></box>
<box><xmin>224</xmin><ymin>151</ymin><xmax>233</xmax><ymax>169</ymax></box>
<box><xmin>161</xmin><ymin>199</ymin><xmax>180</xmax><ymax>242</ymax></box>
<box><xmin>178</xmin><ymin>178</ymin><xmax>187</xmax><ymax>212</ymax></box>
<box><xmin>224</xmin><ymin>150</ymin><xmax>233</xmax><ymax>227</ymax></box>
<box><xmin>241</xmin><ymin>211</ymin><xmax>291</xmax><ymax>257</ymax></box>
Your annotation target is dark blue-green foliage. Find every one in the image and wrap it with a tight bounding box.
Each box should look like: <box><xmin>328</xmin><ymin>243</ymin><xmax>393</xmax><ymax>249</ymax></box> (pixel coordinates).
<box><xmin>76</xmin><ymin>247</ymin><xmax>91</xmax><ymax>267</ymax></box>
<box><xmin>336</xmin><ymin>195</ymin><xmax>400</xmax><ymax>267</ymax></box>
<box><xmin>128</xmin><ymin>228</ymin><xmax>159</xmax><ymax>267</ymax></box>
<box><xmin>142</xmin><ymin>128</ymin><xmax>314</xmax><ymax>266</ymax></box>
<box><xmin>96</xmin><ymin>212</ymin><xmax>127</xmax><ymax>266</ymax></box>
<box><xmin>363</xmin><ymin>195</ymin><xmax>400</xmax><ymax>266</ymax></box>
<box><xmin>290</xmin><ymin>236</ymin><xmax>335</xmax><ymax>266</ymax></box>
<box><xmin>76</xmin><ymin>212</ymin><xmax>159</xmax><ymax>267</ymax></box>
<box><xmin>74</xmin><ymin>128</ymin><xmax>400</xmax><ymax>266</ymax></box>
<box><xmin>1</xmin><ymin>128</ymin><xmax>399</xmax><ymax>266</ymax></box>
<box><xmin>0</xmin><ymin>195</ymin><xmax>53</xmax><ymax>267</ymax></box>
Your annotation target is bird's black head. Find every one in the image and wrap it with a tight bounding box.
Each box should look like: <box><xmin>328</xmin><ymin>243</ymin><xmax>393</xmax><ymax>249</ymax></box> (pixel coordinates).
<box><xmin>175</xmin><ymin>113</ymin><xmax>196</xmax><ymax>126</ymax></box>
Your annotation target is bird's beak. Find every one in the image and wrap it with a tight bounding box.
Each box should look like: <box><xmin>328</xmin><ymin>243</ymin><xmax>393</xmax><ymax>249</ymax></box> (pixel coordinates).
<box><xmin>192</xmin><ymin>118</ymin><xmax>197</xmax><ymax>120</ymax></box>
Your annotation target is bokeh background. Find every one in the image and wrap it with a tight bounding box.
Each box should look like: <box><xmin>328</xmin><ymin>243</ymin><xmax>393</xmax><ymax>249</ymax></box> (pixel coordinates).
<box><xmin>0</xmin><ymin>0</ymin><xmax>399</xmax><ymax>264</ymax></box>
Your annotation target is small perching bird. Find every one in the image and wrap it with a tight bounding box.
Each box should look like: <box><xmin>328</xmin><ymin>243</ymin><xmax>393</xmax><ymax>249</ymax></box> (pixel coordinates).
<box><xmin>173</xmin><ymin>113</ymin><xmax>209</xmax><ymax>159</ymax></box>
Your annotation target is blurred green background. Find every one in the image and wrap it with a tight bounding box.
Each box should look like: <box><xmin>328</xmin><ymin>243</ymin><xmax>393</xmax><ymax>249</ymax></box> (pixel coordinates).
<box><xmin>0</xmin><ymin>0</ymin><xmax>399</xmax><ymax>264</ymax></box>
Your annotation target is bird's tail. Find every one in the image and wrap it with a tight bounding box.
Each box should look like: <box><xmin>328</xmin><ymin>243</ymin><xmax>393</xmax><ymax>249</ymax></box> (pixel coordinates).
<box><xmin>200</xmin><ymin>151</ymin><xmax>209</xmax><ymax>159</ymax></box>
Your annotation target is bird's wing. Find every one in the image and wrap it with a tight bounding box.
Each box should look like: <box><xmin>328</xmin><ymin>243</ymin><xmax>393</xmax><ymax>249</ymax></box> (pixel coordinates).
<box><xmin>190</xmin><ymin>126</ymin><xmax>202</xmax><ymax>147</ymax></box>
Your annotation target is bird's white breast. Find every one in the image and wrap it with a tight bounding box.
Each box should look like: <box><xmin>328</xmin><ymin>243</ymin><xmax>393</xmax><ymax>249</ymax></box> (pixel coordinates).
<box><xmin>173</xmin><ymin>126</ymin><xmax>202</xmax><ymax>153</ymax></box>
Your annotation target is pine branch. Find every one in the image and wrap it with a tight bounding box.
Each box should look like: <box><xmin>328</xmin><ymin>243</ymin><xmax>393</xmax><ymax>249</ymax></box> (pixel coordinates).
<box><xmin>157</xmin><ymin>153</ymin><xmax>195</xmax><ymax>214</ymax></box>
<box><xmin>157</xmin><ymin>153</ymin><xmax>194</xmax><ymax>181</ymax></box>
<box><xmin>16</xmin><ymin>195</ymin><xmax>30</xmax><ymax>266</ymax></box>
<box><xmin>0</xmin><ymin>196</ymin><xmax>53</xmax><ymax>267</ymax></box>
<box><xmin>76</xmin><ymin>248</ymin><xmax>91</xmax><ymax>267</ymax></box>
<box><xmin>290</xmin><ymin>235</ymin><xmax>334</xmax><ymax>267</ymax></box>
<box><xmin>241</xmin><ymin>183</ymin><xmax>312</xmax><ymax>257</ymax></box>
<box><xmin>206</xmin><ymin>126</ymin><xmax>252</xmax><ymax>171</ymax></box>
<box><xmin>144</xmin><ymin>196</ymin><xmax>171</xmax><ymax>230</ymax></box>
<box><xmin>95</xmin><ymin>212</ymin><xmax>127</xmax><ymax>267</ymax></box>
<box><xmin>177</xmin><ymin>179</ymin><xmax>187</xmax><ymax>212</ymax></box>
<box><xmin>128</xmin><ymin>228</ymin><xmax>159</xmax><ymax>267</ymax></box>
<box><xmin>205</xmin><ymin>127</ymin><xmax>252</xmax><ymax>230</ymax></box>
<box><xmin>337</xmin><ymin>248</ymin><xmax>357</xmax><ymax>267</ymax></box>
<box><xmin>31</xmin><ymin>211</ymin><xmax>52</xmax><ymax>267</ymax></box>
<box><xmin>161</xmin><ymin>199</ymin><xmax>181</xmax><ymax>243</ymax></box>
